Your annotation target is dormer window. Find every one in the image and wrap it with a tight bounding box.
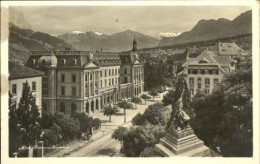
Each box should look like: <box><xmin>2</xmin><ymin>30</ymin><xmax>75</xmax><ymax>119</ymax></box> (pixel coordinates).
<box><xmin>72</xmin><ymin>59</ymin><xmax>77</xmax><ymax>65</ymax></box>
<box><xmin>61</xmin><ymin>59</ymin><xmax>66</xmax><ymax>65</ymax></box>
<box><xmin>42</xmin><ymin>59</ymin><xmax>46</xmax><ymax>65</ymax></box>
<box><xmin>31</xmin><ymin>59</ymin><xmax>36</xmax><ymax>65</ymax></box>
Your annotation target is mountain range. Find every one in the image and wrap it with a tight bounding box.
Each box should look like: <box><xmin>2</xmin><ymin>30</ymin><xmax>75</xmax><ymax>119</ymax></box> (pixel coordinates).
<box><xmin>57</xmin><ymin>30</ymin><xmax>160</xmax><ymax>52</ymax></box>
<box><xmin>9</xmin><ymin>9</ymin><xmax>252</xmax><ymax>61</ymax></box>
<box><xmin>158</xmin><ymin>10</ymin><xmax>252</xmax><ymax>47</ymax></box>
<box><xmin>9</xmin><ymin>23</ymin><xmax>74</xmax><ymax>62</ymax></box>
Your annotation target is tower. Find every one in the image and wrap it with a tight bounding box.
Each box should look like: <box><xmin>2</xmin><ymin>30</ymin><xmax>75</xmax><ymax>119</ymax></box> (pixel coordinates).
<box><xmin>132</xmin><ymin>37</ymin><xmax>137</xmax><ymax>51</ymax></box>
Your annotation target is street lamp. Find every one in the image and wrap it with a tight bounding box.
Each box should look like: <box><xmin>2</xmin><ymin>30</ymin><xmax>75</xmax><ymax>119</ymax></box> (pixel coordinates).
<box><xmin>37</xmin><ymin>141</ymin><xmax>44</xmax><ymax>157</ymax></box>
<box><xmin>13</xmin><ymin>152</ymin><xmax>18</xmax><ymax>158</ymax></box>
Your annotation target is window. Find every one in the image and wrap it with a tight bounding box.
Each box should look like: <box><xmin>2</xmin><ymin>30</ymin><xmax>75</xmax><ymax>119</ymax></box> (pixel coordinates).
<box><xmin>32</xmin><ymin>82</ymin><xmax>36</xmax><ymax>91</ymax></box>
<box><xmin>105</xmin><ymin>70</ymin><xmax>107</xmax><ymax>76</ymax></box>
<box><xmin>85</xmin><ymin>74</ymin><xmax>88</xmax><ymax>81</ymax></box>
<box><xmin>124</xmin><ymin>77</ymin><xmax>128</xmax><ymax>83</ymax></box>
<box><xmin>61</xmin><ymin>86</ymin><xmax>65</xmax><ymax>96</ymax></box>
<box><xmin>115</xmin><ymin>69</ymin><xmax>117</xmax><ymax>75</ymax></box>
<box><xmin>198</xmin><ymin>83</ymin><xmax>201</xmax><ymax>89</ymax></box>
<box><xmin>72</xmin><ymin>74</ymin><xmax>76</xmax><ymax>82</ymax></box>
<box><xmin>61</xmin><ymin>59</ymin><xmax>66</xmax><ymax>65</ymax></box>
<box><xmin>72</xmin><ymin>87</ymin><xmax>76</xmax><ymax>96</ymax></box>
<box><xmin>105</xmin><ymin>79</ymin><xmax>107</xmax><ymax>86</ymax></box>
<box><xmin>205</xmin><ymin>78</ymin><xmax>210</xmax><ymax>85</ymax></box>
<box><xmin>189</xmin><ymin>77</ymin><xmax>194</xmax><ymax>85</ymax></box>
<box><xmin>205</xmin><ymin>89</ymin><xmax>210</xmax><ymax>94</ymax></box>
<box><xmin>124</xmin><ymin>68</ymin><xmax>127</xmax><ymax>74</ymax></box>
<box><xmin>12</xmin><ymin>84</ymin><xmax>17</xmax><ymax>94</ymax></box>
<box><xmin>112</xmin><ymin>78</ymin><xmax>114</xmax><ymax>85</ymax></box>
<box><xmin>90</xmin><ymin>73</ymin><xmax>93</xmax><ymax>80</ymax></box>
<box><xmin>100</xmin><ymin>80</ymin><xmax>102</xmax><ymax>88</ymax></box>
<box><xmin>100</xmin><ymin>71</ymin><xmax>102</xmax><ymax>77</ymax></box>
<box><xmin>109</xmin><ymin>69</ymin><xmax>111</xmax><ymax>75</ymax></box>
<box><xmin>190</xmin><ymin>88</ymin><xmax>194</xmax><ymax>95</ymax></box>
<box><xmin>71</xmin><ymin>103</ymin><xmax>76</xmax><ymax>114</ymax></box>
<box><xmin>115</xmin><ymin>77</ymin><xmax>117</xmax><ymax>84</ymax></box>
<box><xmin>214</xmin><ymin>70</ymin><xmax>219</xmax><ymax>75</ymax></box>
<box><xmin>61</xmin><ymin>74</ymin><xmax>65</xmax><ymax>82</ymax></box>
<box><xmin>214</xmin><ymin>79</ymin><xmax>219</xmax><ymax>85</ymax></box>
<box><xmin>60</xmin><ymin>102</ymin><xmax>65</xmax><ymax>113</ymax></box>
<box><xmin>109</xmin><ymin>79</ymin><xmax>111</xmax><ymax>86</ymax></box>
<box><xmin>197</xmin><ymin>77</ymin><xmax>201</xmax><ymax>83</ymax></box>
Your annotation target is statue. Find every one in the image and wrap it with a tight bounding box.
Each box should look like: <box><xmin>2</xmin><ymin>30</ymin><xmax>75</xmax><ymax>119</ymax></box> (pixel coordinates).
<box><xmin>170</xmin><ymin>89</ymin><xmax>190</xmax><ymax>131</ymax></box>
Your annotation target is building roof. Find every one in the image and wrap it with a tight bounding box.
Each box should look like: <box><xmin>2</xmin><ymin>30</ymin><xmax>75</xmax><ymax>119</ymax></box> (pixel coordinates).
<box><xmin>180</xmin><ymin>50</ymin><xmax>231</xmax><ymax>75</ymax></box>
<box><xmin>9</xmin><ymin>62</ymin><xmax>45</xmax><ymax>80</ymax></box>
<box><xmin>218</xmin><ymin>42</ymin><xmax>244</xmax><ymax>56</ymax></box>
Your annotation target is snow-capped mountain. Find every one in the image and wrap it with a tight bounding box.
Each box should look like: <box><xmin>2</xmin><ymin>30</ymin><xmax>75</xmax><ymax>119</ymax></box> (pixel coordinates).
<box><xmin>71</xmin><ymin>31</ymin><xmax>84</xmax><ymax>34</ymax></box>
<box><xmin>159</xmin><ymin>32</ymin><xmax>181</xmax><ymax>38</ymax></box>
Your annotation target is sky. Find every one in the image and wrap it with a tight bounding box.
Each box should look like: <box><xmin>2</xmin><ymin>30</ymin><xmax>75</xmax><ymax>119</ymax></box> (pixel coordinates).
<box><xmin>11</xmin><ymin>6</ymin><xmax>251</xmax><ymax>38</ymax></box>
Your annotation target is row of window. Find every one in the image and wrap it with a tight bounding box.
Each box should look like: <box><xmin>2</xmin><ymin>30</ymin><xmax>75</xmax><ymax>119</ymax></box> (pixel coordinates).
<box><xmin>189</xmin><ymin>77</ymin><xmax>219</xmax><ymax>85</ymax></box>
<box><xmin>61</xmin><ymin>74</ymin><xmax>76</xmax><ymax>82</ymax></box>
<box><xmin>61</xmin><ymin>86</ymin><xmax>77</xmax><ymax>96</ymax></box>
<box><xmin>100</xmin><ymin>68</ymin><xmax>120</xmax><ymax>77</ymax></box>
<box><xmin>11</xmin><ymin>82</ymin><xmax>36</xmax><ymax>94</ymax></box>
<box><xmin>190</xmin><ymin>88</ymin><xmax>210</xmax><ymax>95</ymax></box>
<box><xmin>188</xmin><ymin>69</ymin><xmax>219</xmax><ymax>75</ymax></box>
<box><xmin>59</xmin><ymin>102</ymin><xmax>77</xmax><ymax>113</ymax></box>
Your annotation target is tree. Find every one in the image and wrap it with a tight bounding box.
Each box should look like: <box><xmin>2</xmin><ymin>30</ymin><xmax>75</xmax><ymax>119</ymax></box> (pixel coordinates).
<box><xmin>15</xmin><ymin>81</ymin><xmax>41</xmax><ymax>147</ymax></box>
<box><xmin>132</xmin><ymin>103</ymin><xmax>171</xmax><ymax>126</ymax></box>
<box><xmin>140</xmin><ymin>94</ymin><xmax>151</xmax><ymax>105</ymax></box>
<box><xmin>117</xmin><ymin>100</ymin><xmax>134</xmax><ymax>123</ymax></box>
<box><xmin>131</xmin><ymin>96</ymin><xmax>142</xmax><ymax>109</ymax></box>
<box><xmin>41</xmin><ymin>124</ymin><xmax>62</xmax><ymax>147</ymax></box>
<box><xmin>190</xmin><ymin>62</ymin><xmax>252</xmax><ymax>157</ymax></box>
<box><xmin>71</xmin><ymin>112</ymin><xmax>93</xmax><ymax>135</ymax></box>
<box><xmin>162</xmin><ymin>89</ymin><xmax>175</xmax><ymax>106</ymax></box>
<box><xmin>140</xmin><ymin>146</ymin><xmax>162</xmax><ymax>157</ymax></box>
<box><xmin>9</xmin><ymin>92</ymin><xmax>19</xmax><ymax>156</ymax></box>
<box><xmin>103</xmin><ymin>105</ymin><xmax>118</xmax><ymax>122</ymax></box>
<box><xmin>52</xmin><ymin>112</ymin><xmax>80</xmax><ymax>141</ymax></box>
<box><xmin>149</xmin><ymin>89</ymin><xmax>158</xmax><ymax>101</ymax></box>
<box><xmin>122</xmin><ymin>124</ymin><xmax>166</xmax><ymax>157</ymax></box>
<box><xmin>112</xmin><ymin>126</ymin><xmax>128</xmax><ymax>152</ymax></box>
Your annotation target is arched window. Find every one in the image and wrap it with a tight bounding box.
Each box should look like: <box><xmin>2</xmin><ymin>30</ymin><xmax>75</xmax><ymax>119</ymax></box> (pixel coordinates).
<box><xmin>60</xmin><ymin>102</ymin><xmax>65</xmax><ymax>113</ymax></box>
<box><xmin>71</xmin><ymin>103</ymin><xmax>76</xmax><ymax>114</ymax></box>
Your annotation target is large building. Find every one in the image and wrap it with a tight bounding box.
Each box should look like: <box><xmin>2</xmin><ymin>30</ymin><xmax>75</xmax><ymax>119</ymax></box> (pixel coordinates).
<box><xmin>9</xmin><ymin>62</ymin><xmax>45</xmax><ymax>114</ymax></box>
<box><xmin>25</xmin><ymin>40</ymin><xmax>144</xmax><ymax>116</ymax></box>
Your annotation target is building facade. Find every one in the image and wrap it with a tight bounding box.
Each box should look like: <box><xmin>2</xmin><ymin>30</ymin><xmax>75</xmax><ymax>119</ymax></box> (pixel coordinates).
<box><xmin>9</xmin><ymin>62</ymin><xmax>45</xmax><ymax>114</ymax></box>
<box><xmin>25</xmin><ymin>40</ymin><xmax>144</xmax><ymax>116</ymax></box>
<box><xmin>179</xmin><ymin>50</ymin><xmax>231</xmax><ymax>96</ymax></box>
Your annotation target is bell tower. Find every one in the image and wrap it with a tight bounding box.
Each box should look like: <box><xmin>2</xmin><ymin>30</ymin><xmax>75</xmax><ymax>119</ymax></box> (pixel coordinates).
<box><xmin>132</xmin><ymin>37</ymin><xmax>137</xmax><ymax>51</ymax></box>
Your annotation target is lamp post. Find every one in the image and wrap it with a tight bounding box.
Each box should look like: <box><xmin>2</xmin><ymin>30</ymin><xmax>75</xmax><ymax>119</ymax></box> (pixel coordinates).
<box><xmin>37</xmin><ymin>141</ymin><xmax>44</xmax><ymax>157</ymax></box>
<box><xmin>13</xmin><ymin>152</ymin><xmax>18</xmax><ymax>158</ymax></box>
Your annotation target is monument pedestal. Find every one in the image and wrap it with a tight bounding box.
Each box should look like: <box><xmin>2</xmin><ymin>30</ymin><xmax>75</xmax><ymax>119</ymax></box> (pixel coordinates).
<box><xmin>155</xmin><ymin>126</ymin><xmax>211</xmax><ymax>157</ymax></box>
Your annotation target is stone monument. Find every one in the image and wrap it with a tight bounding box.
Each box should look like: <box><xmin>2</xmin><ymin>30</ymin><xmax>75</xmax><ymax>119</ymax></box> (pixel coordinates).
<box><xmin>155</xmin><ymin>90</ymin><xmax>211</xmax><ymax>157</ymax></box>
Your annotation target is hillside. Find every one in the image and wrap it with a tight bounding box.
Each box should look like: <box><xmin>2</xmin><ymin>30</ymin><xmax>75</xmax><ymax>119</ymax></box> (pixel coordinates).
<box><xmin>58</xmin><ymin>30</ymin><xmax>160</xmax><ymax>52</ymax></box>
<box><xmin>158</xmin><ymin>10</ymin><xmax>252</xmax><ymax>47</ymax></box>
<box><xmin>9</xmin><ymin>23</ymin><xmax>74</xmax><ymax>62</ymax></box>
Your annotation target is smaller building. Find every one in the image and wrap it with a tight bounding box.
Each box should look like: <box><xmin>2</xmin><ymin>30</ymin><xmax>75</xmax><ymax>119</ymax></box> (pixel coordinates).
<box><xmin>179</xmin><ymin>50</ymin><xmax>231</xmax><ymax>96</ymax></box>
<box><xmin>9</xmin><ymin>62</ymin><xmax>45</xmax><ymax>114</ymax></box>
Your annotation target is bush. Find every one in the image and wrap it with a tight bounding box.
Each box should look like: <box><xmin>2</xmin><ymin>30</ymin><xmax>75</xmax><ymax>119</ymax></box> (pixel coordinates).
<box><xmin>93</xmin><ymin>118</ymin><xmax>101</xmax><ymax>130</ymax></box>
